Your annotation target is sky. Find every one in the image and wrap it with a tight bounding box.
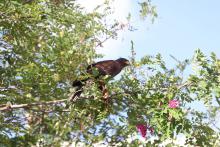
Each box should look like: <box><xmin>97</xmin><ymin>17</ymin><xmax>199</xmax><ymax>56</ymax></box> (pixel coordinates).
<box><xmin>77</xmin><ymin>0</ymin><xmax>220</xmax><ymax>65</ymax></box>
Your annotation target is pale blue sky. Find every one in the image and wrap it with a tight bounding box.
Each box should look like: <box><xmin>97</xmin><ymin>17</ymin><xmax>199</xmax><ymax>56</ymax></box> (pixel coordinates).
<box><xmin>95</xmin><ymin>0</ymin><xmax>220</xmax><ymax>66</ymax></box>
<box><xmin>134</xmin><ymin>0</ymin><xmax>220</xmax><ymax>61</ymax></box>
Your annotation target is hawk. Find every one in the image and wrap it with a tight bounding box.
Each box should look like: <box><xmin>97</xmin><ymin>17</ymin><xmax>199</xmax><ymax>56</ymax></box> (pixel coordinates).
<box><xmin>70</xmin><ymin>58</ymin><xmax>130</xmax><ymax>101</ymax></box>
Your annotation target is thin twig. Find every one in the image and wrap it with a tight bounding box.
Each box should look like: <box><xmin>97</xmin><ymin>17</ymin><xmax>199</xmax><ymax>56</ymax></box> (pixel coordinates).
<box><xmin>177</xmin><ymin>81</ymin><xmax>192</xmax><ymax>90</ymax></box>
<box><xmin>96</xmin><ymin>23</ymin><xmax>128</xmax><ymax>47</ymax></box>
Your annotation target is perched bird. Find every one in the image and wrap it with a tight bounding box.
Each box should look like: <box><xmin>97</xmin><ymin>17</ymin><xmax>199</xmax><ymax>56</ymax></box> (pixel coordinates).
<box><xmin>70</xmin><ymin>58</ymin><xmax>130</xmax><ymax>101</ymax></box>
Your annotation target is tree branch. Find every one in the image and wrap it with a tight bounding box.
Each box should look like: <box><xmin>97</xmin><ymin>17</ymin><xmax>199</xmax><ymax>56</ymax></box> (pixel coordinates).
<box><xmin>0</xmin><ymin>91</ymin><xmax>125</xmax><ymax>112</ymax></box>
<box><xmin>0</xmin><ymin>99</ymin><xmax>68</xmax><ymax>111</ymax></box>
<box><xmin>0</xmin><ymin>81</ymin><xmax>193</xmax><ymax>111</ymax></box>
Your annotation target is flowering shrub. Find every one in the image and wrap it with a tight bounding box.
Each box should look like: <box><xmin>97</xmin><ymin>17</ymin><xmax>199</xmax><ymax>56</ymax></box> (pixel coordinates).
<box><xmin>168</xmin><ymin>100</ymin><xmax>179</xmax><ymax>108</ymax></box>
<box><xmin>136</xmin><ymin>124</ymin><xmax>154</xmax><ymax>138</ymax></box>
<box><xmin>136</xmin><ymin>124</ymin><xmax>147</xmax><ymax>138</ymax></box>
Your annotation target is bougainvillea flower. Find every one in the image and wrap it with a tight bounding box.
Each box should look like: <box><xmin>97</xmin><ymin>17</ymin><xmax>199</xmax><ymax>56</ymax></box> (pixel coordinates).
<box><xmin>168</xmin><ymin>99</ymin><xmax>179</xmax><ymax>108</ymax></box>
<box><xmin>136</xmin><ymin>124</ymin><xmax>147</xmax><ymax>138</ymax></box>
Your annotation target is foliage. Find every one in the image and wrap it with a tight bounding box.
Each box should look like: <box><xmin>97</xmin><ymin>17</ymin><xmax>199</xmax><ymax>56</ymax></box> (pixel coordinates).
<box><xmin>139</xmin><ymin>0</ymin><xmax>158</xmax><ymax>22</ymax></box>
<box><xmin>0</xmin><ymin>0</ymin><xmax>219</xmax><ymax>146</ymax></box>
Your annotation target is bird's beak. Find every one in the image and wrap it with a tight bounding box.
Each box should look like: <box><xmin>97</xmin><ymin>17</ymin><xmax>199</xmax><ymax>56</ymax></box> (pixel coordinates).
<box><xmin>125</xmin><ymin>60</ymin><xmax>130</xmax><ymax>65</ymax></box>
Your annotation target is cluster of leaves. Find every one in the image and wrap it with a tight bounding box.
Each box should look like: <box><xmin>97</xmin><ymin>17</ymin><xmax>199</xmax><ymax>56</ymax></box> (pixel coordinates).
<box><xmin>0</xmin><ymin>0</ymin><xmax>219</xmax><ymax>146</ymax></box>
<box><xmin>139</xmin><ymin>0</ymin><xmax>158</xmax><ymax>22</ymax></box>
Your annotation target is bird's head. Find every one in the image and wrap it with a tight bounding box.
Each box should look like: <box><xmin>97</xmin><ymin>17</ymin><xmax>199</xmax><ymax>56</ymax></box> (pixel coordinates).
<box><xmin>116</xmin><ymin>58</ymin><xmax>130</xmax><ymax>67</ymax></box>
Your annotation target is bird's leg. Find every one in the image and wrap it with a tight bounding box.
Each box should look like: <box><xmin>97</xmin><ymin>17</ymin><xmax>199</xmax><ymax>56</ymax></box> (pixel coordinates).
<box><xmin>99</xmin><ymin>81</ymin><xmax>110</xmax><ymax>107</ymax></box>
<box><xmin>102</xmin><ymin>85</ymin><xmax>109</xmax><ymax>100</ymax></box>
<box><xmin>80</xmin><ymin>120</ymin><xmax>84</xmax><ymax>131</ymax></box>
<box><xmin>103</xmin><ymin>87</ymin><xmax>111</xmax><ymax>110</ymax></box>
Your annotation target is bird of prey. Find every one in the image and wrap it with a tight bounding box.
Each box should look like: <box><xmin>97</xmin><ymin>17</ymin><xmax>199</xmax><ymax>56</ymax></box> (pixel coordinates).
<box><xmin>70</xmin><ymin>58</ymin><xmax>130</xmax><ymax>102</ymax></box>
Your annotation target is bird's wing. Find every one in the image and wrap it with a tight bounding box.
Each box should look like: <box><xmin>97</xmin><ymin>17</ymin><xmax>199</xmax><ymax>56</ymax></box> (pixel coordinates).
<box><xmin>87</xmin><ymin>60</ymin><xmax>120</xmax><ymax>77</ymax></box>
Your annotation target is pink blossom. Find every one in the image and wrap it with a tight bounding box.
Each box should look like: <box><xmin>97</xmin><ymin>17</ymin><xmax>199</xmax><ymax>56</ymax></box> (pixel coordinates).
<box><xmin>168</xmin><ymin>100</ymin><xmax>179</xmax><ymax>108</ymax></box>
<box><xmin>136</xmin><ymin>124</ymin><xmax>147</xmax><ymax>138</ymax></box>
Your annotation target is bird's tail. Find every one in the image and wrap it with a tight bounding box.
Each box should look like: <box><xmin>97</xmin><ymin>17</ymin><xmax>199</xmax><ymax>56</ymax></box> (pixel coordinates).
<box><xmin>72</xmin><ymin>80</ymin><xmax>82</xmax><ymax>87</ymax></box>
<box><xmin>72</xmin><ymin>78</ymin><xmax>89</xmax><ymax>87</ymax></box>
<box><xmin>70</xmin><ymin>78</ymin><xmax>89</xmax><ymax>102</ymax></box>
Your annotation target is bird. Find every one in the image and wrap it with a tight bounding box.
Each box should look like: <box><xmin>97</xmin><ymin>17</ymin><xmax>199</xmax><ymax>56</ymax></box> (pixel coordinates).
<box><xmin>70</xmin><ymin>58</ymin><xmax>130</xmax><ymax>102</ymax></box>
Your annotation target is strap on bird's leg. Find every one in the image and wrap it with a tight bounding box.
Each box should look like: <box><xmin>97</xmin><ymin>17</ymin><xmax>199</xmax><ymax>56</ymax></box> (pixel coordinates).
<box><xmin>69</xmin><ymin>89</ymin><xmax>83</xmax><ymax>102</ymax></box>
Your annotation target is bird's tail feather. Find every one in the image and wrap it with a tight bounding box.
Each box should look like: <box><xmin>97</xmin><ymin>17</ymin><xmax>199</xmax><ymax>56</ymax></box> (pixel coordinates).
<box><xmin>72</xmin><ymin>78</ymin><xmax>89</xmax><ymax>87</ymax></box>
<box><xmin>72</xmin><ymin>80</ymin><xmax>82</xmax><ymax>87</ymax></box>
<box><xmin>70</xmin><ymin>78</ymin><xmax>89</xmax><ymax>102</ymax></box>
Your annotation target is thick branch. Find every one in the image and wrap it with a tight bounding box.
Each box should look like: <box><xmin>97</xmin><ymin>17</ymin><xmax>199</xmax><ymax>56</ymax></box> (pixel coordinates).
<box><xmin>0</xmin><ymin>92</ymin><xmax>123</xmax><ymax>112</ymax></box>
<box><xmin>0</xmin><ymin>99</ymin><xmax>68</xmax><ymax>111</ymax></box>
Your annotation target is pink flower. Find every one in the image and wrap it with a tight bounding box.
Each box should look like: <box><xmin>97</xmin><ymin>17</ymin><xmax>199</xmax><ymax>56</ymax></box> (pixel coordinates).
<box><xmin>136</xmin><ymin>124</ymin><xmax>147</xmax><ymax>138</ymax></box>
<box><xmin>168</xmin><ymin>100</ymin><xmax>179</xmax><ymax>108</ymax></box>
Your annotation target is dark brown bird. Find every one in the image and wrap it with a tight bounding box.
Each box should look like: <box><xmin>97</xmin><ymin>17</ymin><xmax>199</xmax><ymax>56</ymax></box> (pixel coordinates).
<box><xmin>70</xmin><ymin>58</ymin><xmax>130</xmax><ymax>101</ymax></box>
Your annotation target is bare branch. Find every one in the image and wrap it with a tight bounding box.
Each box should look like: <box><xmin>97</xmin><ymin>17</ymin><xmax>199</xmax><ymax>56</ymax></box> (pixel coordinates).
<box><xmin>0</xmin><ymin>99</ymin><xmax>68</xmax><ymax>111</ymax></box>
<box><xmin>177</xmin><ymin>81</ymin><xmax>193</xmax><ymax>90</ymax></box>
